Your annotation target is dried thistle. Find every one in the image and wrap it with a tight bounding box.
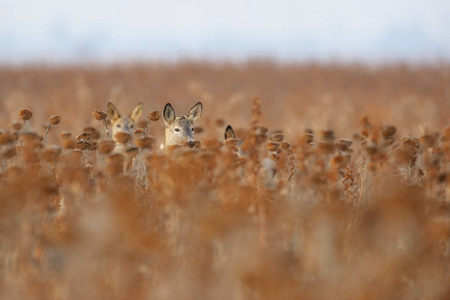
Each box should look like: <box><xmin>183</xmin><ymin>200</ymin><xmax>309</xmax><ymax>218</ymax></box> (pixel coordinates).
<box><xmin>92</xmin><ymin>109</ymin><xmax>107</xmax><ymax>121</ymax></box>
<box><xmin>148</xmin><ymin>111</ymin><xmax>161</xmax><ymax>122</ymax></box>
<box><xmin>44</xmin><ymin>115</ymin><xmax>62</xmax><ymax>146</ymax></box>
<box><xmin>114</xmin><ymin>132</ymin><xmax>131</xmax><ymax>144</ymax></box>
<box><xmin>134</xmin><ymin>136</ymin><xmax>155</xmax><ymax>149</ymax></box>
<box><xmin>19</xmin><ymin>108</ymin><xmax>33</xmax><ymax>130</ymax></box>
<box><xmin>93</xmin><ymin>109</ymin><xmax>110</xmax><ymax>138</ymax></box>
<box><xmin>319</xmin><ymin>129</ymin><xmax>335</xmax><ymax>141</ymax></box>
<box><xmin>49</xmin><ymin>115</ymin><xmax>62</xmax><ymax>125</ymax></box>
<box><xmin>11</xmin><ymin>121</ymin><xmax>22</xmax><ymax>132</ymax></box>
<box><xmin>98</xmin><ymin>140</ymin><xmax>116</xmax><ymax>154</ymax></box>
<box><xmin>60</xmin><ymin>131</ymin><xmax>72</xmax><ymax>140</ymax></box>
<box><xmin>382</xmin><ymin>125</ymin><xmax>396</xmax><ymax>138</ymax></box>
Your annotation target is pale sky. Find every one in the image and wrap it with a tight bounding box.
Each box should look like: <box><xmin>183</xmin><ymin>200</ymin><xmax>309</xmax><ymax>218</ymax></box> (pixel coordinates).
<box><xmin>1</xmin><ymin>0</ymin><xmax>449</xmax><ymax>63</ymax></box>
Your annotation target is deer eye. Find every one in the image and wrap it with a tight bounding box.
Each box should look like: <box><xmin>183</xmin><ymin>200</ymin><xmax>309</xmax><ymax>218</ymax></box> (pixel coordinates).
<box><xmin>175</xmin><ymin>128</ymin><xmax>180</xmax><ymax>132</ymax></box>
<box><xmin>130</xmin><ymin>125</ymin><xmax>134</xmax><ymax>128</ymax></box>
<box><xmin>116</xmin><ymin>124</ymin><xmax>121</xmax><ymax>128</ymax></box>
<box><xmin>191</xmin><ymin>128</ymin><xmax>194</xmax><ymax>131</ymax></box>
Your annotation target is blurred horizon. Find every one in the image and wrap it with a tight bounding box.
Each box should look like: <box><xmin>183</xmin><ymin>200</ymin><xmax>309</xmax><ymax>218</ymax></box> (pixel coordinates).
<box><xmin>1</xmin><ymin>0</ymin><xmax>450</xmax><ymax>64</ymax></box>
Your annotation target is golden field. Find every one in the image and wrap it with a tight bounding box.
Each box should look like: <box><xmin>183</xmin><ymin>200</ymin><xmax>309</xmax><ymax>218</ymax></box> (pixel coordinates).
<box><xmin>0</xmin><ymin>61</ymin><xmax>450</xmax><ymax>299</ymax></box>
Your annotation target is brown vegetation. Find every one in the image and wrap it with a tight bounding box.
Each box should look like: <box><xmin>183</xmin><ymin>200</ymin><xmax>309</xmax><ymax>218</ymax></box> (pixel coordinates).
<box><xmin>0</xmin><ymin>61</ymin><xmax>450</xmax><ymax>299</ymax></box>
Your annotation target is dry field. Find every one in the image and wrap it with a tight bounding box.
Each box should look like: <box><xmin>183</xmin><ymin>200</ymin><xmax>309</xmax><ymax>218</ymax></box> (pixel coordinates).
<box><xmin>0</xmin><ymin>61</ymin><xmax>450</xmax><ymax>299</ymax></box>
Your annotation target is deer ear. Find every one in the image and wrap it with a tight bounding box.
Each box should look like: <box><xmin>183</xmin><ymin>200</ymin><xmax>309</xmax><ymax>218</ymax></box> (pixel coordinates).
<box><xmin>130</xmin><ymin>102</ymin><xmax>143</xmax><ymax>121</ymax></box>
<box><xmin>107</xmin><ymin>102</ymin><xmax>120</xmax><ymax>121</ymax></box>
<box><xmin>188</xmin><ymin>102</ymin><xmax>203</xmax><ymax>122</ymax></box>
<box><xmin>163</xmin><ymin>103</ymin><xmax>175</xmax><ymax>124</ymax></box>
<box><xmin>225</xmin><ymin>125</ymin><xmax>235</xmax><ymax>140</ymax></box>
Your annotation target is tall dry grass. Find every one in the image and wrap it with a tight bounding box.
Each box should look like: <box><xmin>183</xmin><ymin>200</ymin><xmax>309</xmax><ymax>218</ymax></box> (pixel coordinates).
<box><xmin>0</xmin><ymin>61</ymin><xmax>449</xmax><ymax>299</ymax></box>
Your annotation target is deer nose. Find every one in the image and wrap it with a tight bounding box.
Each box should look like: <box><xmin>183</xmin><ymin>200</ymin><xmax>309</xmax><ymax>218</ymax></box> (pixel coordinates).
<box><xmin>187</xmin><ymin>141</ymin><xmax>195</xmax><ymax>148</ymax></box>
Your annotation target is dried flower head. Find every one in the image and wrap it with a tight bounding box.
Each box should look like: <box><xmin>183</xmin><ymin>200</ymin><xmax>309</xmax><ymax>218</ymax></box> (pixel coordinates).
<box><xmin>49</xmin><ymin>115</ymin><xmax>61</xmax><ymax>125</ymax></box>
<box><xmin>319</xmin><ymin>129</ymin><xmax>335</xmax><ymax>141</ymax></box>
<box><xmin>98</xmin><ymin>140</ymin><xmax>116</xmax><ymax>154</ymax></box>
<box><xmin>148</xmin><ymin>111</ymin><xmax>161</xmax><ymax>121</ymax></box>
<box><xmin>60</xmin><ymin>131</ymin><xmax>72</xmax><ymax>140</ymax></box>
<box><xmin>266</xmin><ymin>142</ymin><xmax>280</xmax><ymax>152</ymax></box>
<box><xmin>317</xmin><ymin>141</ymin><xmax>335</xmax><ymax>154</ymax></box>
<box><xmin>135</xmin><ymin>120</ymin><xmax>147</xmax><ymax>130</ymax></box>
<box><xmin>270</xmin><ymin>131</ymin><xmax>284</xmax><ymax>142</ymax></box>
<box><xmin>62</xmin><ymin>139</ymin><xmax>76</xmax><ymax>149</ymax></box>
<box><xmin>134</xmin><ymin>137</ymin><xmax>155</xmax><ymax>149</ymax></box>
<box><xmin>11</xmin><ymin>121</ymin><xmax>22</xmax><ymax>131</ymax></box>
<box><xmin>420</xmin><ymin>134</ymin><xmax>438</xmax><ymax>148</ymax></box>
<box><xmin>114</xmin><ymin>132</ymin><xmax>131</xmax><ymax>144</ymax></box>
<box><xmin>92</xmin><ymin>109</ymin><xmax>108</xmax><ymax>121</ymax></box>
<box><xmin>19</xmin><ymin>109</ymin><xmax>33</xmax><ymax>120</ymax></box>
<box><xmin>382</xmin><ymin>125</ymin><xmax>396</xmax><ymax>138</ymax></box>
<box><xmin>83</xmin><ymin>127</ymin><xmax>100</xmax><ymax>140</ymax></box>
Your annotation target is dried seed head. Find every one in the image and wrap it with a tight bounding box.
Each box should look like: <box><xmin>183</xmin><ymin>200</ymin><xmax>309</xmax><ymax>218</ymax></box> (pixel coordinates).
<box><xmin>75</xmin><ymin>140</ymin><xmax>90</xmax><ymax>151</ymax></box>
<box><xmin>60</xmin><ymin>131</ymin><xmax>72</xmax><ymax>140</ymax></box>
<box><xmin>317</xmin><ymin>141</ymin><xmax>335</xmax><ymax>154</ymax></box>
<box><xmin>125</xmin><ymin>146</ymin><xmax>139</xmax><ymax>158</ymax></box>
<box><xmin>11</xmin><ymin>121</ymin><xmax>22</xmax><ymax>131</ymax></box>
<box><xmin>136</xmin><ymin>120</ymin><xmax>148</xmax><ymax>129</ymax></box>
<box><xmin>77</xmin><ymin>132</ymin><xmax>92</xmax><ymax>141</ymax></box>
<box><xmin>83</xmin><ymin>127</ymin><xmax>100</xmax><ymax>140</ymax></box>
<box><xmin>49</xmin><ymin>115</ymin><xmax>62</xmax><ymax>125</ymax></box>
<box><xmin>383</xmin><ymin>137</ymin><xmax>396</xmax><ymax>146</ymax></box>
<box><xmin>394</xmin><ymin>148</ymin><xmax>416</xmax><ymax>164</ymax></box>
<box><xmin>92</xmin><ymin>109</ymin><xmax>108</xmax><ymax>121</ymax></box>
<box><xmin>62</xmin><ymin>139</ymin><xmax>76</xmax><ymax>149</ymax></box>
<box><xmin>270</xmin><ymin>153</ymin><xmax>281</xmax><ymax>162</ymax></box>
<box><xmin>382</xmin><ymin>125</ymin><xmax>396</xmax><ymax>138</ymax></box>
<box><xmin>148</xmin><ymin>111</ymin><xmax>161</xmax><ymax>121</ymax></box>
<box><xmin>134</xmin><ymin>136</ymin><xmax>155</xmax><ymax>149</ymax></box>
<box><xmin>280</xmin><ymin>142</ymin><xmax>290</xmax><ymax>150</ymax></box>
<box><xmin>114</xmin><ymin>132</ymin><xmax>131</xmax><ymax>144</ymax></box>
<box><xmin>319</xmin><ymin>129</ymin><xmax>335</xmax><ymax>141</ymax></box>
<box><xmin>420</xmin><ymin>134</ymin><xmax>438</xmax><ymax>148</ymax></box>
<box><xmin>402</xmin><ymin>136</ymin><xmax>420</xmax><ymax>150</ymax></box>
<box><xmin>266</xmin><ymin>142</ymin><xmax>280</xmax><ymax>152</ymax></box>
<box><xmin>271</xmin><ymin>131</ymin><xmax>284</xmax><ymax>142</ymax></box>
<box><xmin>133</xmin><ymin>129</ymin><xmax>146</xmax><ymax>138</ymax></box>
<box><xmin>301</xmin><ymin>132</ymin><xmax>314</xmax><ymax>144</ymax></box>
<box><xmin>19</xmin><ymin>109</ymin><xmax>33</xmax><ymax>120</ymax></box>
<box><xmin>98</xmin><ymin>140</ymin><xmax>116</xmax><ymax>154</ymax></box>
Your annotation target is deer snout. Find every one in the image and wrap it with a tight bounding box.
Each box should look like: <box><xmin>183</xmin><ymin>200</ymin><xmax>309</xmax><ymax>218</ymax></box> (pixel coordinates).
<box><xmin>187</xmin><ymin>140</ymin><xmax>195</xmax><ymax>148</ymax></box>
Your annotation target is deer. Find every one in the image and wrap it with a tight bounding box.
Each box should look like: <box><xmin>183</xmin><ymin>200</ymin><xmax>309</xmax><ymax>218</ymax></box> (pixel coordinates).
<box><xmin>224</xmin><ymin>124</ymin><xmax>277</xmax><ymax>186</ymax></box>
<box><xmin>107</xmin><ymin>102</ymin><xmax>143</xmax><ymax>172</ymax></box>
<box><xmin>162</xmin><ymin>102</ymin><xmax>203</xmax><ymax>149</ymax></box>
